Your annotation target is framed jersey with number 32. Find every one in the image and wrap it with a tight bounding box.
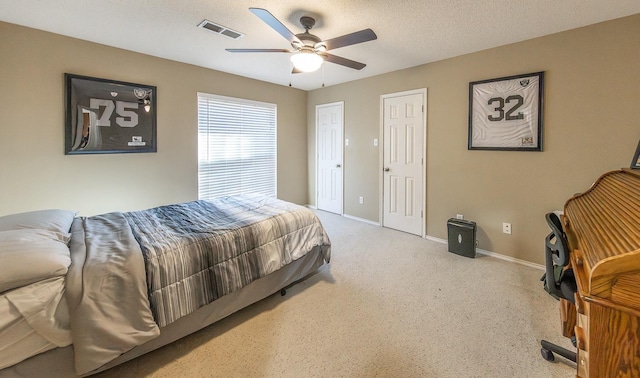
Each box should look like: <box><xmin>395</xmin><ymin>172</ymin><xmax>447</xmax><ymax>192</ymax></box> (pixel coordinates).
<box><xmin>468</xmin><ymin>71</ymin><xmax>544</xmax><ymax>151</ymax></box>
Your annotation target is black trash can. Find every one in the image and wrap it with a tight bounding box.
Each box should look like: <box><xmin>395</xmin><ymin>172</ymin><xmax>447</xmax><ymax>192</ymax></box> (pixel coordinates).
<box><xmin>447</xmin><ymin>219</ymin><xmax>476</xmax><ymax>258</ymax></box>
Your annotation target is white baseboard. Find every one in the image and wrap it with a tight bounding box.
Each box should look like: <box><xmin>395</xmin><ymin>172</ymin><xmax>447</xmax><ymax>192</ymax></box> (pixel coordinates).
<box><xmin>425</xmin><ymin>235</ymin><xmax>544</xmax><ymax>271</ymax></box>
<box><xmin>312</xmin><ymin>210</ymin><xmax>544</xmax><ymax>270</ymax></box>
<box><xmin>342</xmin><ymin>214</ymin><xmax>381</xmax><ymax>226</ymax></box>
<box><xmin>309</xmin><ymin>208</ymin><xmax>380</xmax><ymax>227</ymax></box>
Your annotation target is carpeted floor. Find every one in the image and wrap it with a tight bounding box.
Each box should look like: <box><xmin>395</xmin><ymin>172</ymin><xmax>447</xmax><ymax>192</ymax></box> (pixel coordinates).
<box><xmin>97</xmin><ymin>210</ymin><xmax>576</xmax><ymax>377</ymax></box>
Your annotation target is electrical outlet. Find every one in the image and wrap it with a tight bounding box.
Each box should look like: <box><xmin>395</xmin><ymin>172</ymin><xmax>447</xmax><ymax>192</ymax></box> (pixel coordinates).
<box><xmin>359</xmin><ymin>196</ymin><xmax>364</xmax><ymax>204</ymax></box>
<box><xmin>503</xmin><ymin>223</ymin><xmax>512</xmax><ymax>234</ymax></box>
<box><xmin>456</xmin><ymin>214</ymin><xmax>464</xmax><ymax>220</ymax></box>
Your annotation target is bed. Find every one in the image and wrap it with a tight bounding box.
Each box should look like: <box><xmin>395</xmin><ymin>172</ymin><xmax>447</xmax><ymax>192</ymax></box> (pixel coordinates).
<box><xmin>0</xmin><ymin>194</ymin><xmax>331</xmax><ymax>377</ymax></box>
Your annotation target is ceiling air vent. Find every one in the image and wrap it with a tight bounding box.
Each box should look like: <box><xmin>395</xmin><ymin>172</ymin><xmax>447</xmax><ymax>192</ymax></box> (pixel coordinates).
<box><xmin>198</xmin><ymin>20</ymin><xmax>243</xmax><ymax>40</ymax></box>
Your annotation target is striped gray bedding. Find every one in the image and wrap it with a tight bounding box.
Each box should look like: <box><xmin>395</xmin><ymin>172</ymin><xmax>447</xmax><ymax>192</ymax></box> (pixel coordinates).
<box><xmin>123</xmin><ymin>194</ymin><xmax>331</xmax><ymax>327</ymax></box>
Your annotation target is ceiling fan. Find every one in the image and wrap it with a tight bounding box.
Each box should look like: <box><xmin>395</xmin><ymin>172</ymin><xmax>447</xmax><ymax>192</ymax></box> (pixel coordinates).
<box><xmin>226</xmin><ymin>8</ymin><xmax>377</xmax><ymax>73</ymax></box>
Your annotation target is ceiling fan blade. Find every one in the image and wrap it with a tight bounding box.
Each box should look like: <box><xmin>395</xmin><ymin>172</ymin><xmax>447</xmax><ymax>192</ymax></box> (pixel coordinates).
<box><xmin>320</xmin><ymin>53</ymin><xmax>366</xmax><ymax>70</ymax></box>
<box><xmin>323</xmin><ymin>29</ymin><xmax>377</xmax><ymax>50</ymax></box>
<box><xmin>249</xmin><ymin>8</ymin><xmax>302</xmax><ymax>45</ymax></box>
<box><xmin>226</xmin><ymin>48</ymin><xmax>293</xmax><ymax>53</ymax></box>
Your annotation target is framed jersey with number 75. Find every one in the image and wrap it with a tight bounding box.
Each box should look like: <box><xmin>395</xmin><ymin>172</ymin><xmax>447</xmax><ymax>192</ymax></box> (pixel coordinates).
<box><xmin>468</xmin><ymin>71</ymin><xmax>544</xmax><ymax>151</ymax></box>
<box><xmin>65</xmin><ymin>73</ymin><xmax>157</xmax><ymax>155</ymax></box>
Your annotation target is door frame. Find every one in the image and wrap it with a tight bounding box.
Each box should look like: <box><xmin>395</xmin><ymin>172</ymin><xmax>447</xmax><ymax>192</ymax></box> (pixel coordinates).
<box><xmin>378</xmin><ymin>89</ymin><xmax>427</xmax><ymax>237</ymax></box>
<box><xmin>316</xmin><ymin>101</ymin><xmax>344</xmax><ymax>215</ymax></box>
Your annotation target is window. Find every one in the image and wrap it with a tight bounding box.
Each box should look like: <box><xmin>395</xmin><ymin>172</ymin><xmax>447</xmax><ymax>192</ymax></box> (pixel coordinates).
<box><xmin>197</xmin><ymin>93</ymin><xmax>277</xmax><ymax>200</ymax></box>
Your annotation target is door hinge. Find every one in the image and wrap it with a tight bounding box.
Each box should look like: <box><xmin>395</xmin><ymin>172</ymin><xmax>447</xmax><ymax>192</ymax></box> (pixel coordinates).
<box><xmin>421</xmin><ymin>210</ymin><xmax>423</xmax><ymax>218</ymax></box>
<box><xmin>422</xmin><ymin>105</ymin><xmax>424</xmax><ymax>112</ymax></box>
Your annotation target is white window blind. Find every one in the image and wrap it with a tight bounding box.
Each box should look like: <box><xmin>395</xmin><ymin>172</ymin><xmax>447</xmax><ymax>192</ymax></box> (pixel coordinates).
<box><xmin>197</xmin><ymin>93</ymin><xmax>277</xmax><ymax>200</ymax></box>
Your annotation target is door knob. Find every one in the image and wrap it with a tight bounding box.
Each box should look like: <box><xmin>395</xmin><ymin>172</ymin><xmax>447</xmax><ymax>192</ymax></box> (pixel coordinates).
<box><xmin>336</xmin><ymin>164</ymin><xmax>341</xmax><ymax>168</ymax></box>
<box><xmin>384</xmin><ymin>167</ymin><xmax>390</xmax><ymax>172</ymax></box>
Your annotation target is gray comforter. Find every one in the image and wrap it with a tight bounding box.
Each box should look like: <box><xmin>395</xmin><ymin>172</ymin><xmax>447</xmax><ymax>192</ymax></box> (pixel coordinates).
<box><xmin>65</xmin><ymin>195</ymin><xmax>331</xmax><ymax>375</ymax></box>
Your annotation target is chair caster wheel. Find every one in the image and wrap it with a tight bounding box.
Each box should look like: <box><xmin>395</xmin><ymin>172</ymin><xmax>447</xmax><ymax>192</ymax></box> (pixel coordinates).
<box><xmin>280</xmin><ymin>289</ymin><xmax>286</xmax><ymax>296</ymax></box>
<box><xmin>541</xmin><ymin>348</ymin><xmax>555</xmax><ymax>362</ymax></box>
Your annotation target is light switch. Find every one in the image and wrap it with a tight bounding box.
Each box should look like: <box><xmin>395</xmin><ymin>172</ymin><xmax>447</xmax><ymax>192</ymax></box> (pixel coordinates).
<box><xmin>373</xmin><ymin>138</ymin><xmax>378</xmax><ymax>147</ymax></box>
<box><xmin>345</xmin><ymin>139</ymin><xmax>350</xmax><ymax>146</ymax></box>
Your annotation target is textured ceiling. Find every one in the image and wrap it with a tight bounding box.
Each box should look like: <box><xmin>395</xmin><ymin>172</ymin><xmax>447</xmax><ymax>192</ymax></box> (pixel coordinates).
<box><xmin>1</xmin><ymin>0</ymin><xmax>639</xmax><ymax>90</ymax></box>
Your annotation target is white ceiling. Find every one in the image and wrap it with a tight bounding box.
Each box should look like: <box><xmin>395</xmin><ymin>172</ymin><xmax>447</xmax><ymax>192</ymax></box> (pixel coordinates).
<box><xmin>2</xmin><ymin>1</ymin><xmax>639</xmax><ymax>91</ymax></box>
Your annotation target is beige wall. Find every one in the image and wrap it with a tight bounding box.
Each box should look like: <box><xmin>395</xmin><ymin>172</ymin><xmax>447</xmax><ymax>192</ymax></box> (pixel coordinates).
<box><xmin>307</xmin><ymin>14</ymin><xmax>640</xmax><ymax>265</ymax></box>
<box><xmin>3</xmin><ymin>14</ymin><xmax>639</xmax><ymax>265</ymax></box>
<box><xmin>0</xmin><ymin>21</ymin><xmax>308</xmax><ymax>216</ymax></box>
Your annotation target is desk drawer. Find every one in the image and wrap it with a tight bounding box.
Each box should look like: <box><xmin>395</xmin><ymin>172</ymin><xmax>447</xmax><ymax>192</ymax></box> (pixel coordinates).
<box><xmin>575</xmin><ymin>324</ymin><xmax>588</xmax><ymax>351</ymax></box>
<box><xmin>576</xmin><ymin>348</ymin><xmax>589</xmax><ymax>377</ymax></box>
<box><xmin>575</xmin><ymin>315</ymin><xmax>589</xmax><ymax>377</ymax></box>
<box><xmin>575</xmin><ymin>292</ymin><xmax>588</xmax><ymax>315</ymax></box>
<box><xmin>577</xmin><ymin>313</ymin><xmax>588</xmax><ymax>335</ymax></box>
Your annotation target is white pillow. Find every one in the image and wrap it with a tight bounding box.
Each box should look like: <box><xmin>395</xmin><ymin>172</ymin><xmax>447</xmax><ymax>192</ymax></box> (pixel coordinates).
<box><xmin>0</xmin><ymin>209</ymin><xmax>76</xmax><ymax>241</ymax></box>
<box><xmin>0</xmin><ymin>229</ymin><xmax>72</xmax><ymax>293</ymax></box>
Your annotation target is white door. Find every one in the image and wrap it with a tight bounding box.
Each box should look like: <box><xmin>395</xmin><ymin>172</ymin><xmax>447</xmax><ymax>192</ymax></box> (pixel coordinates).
<box><xmin>382</xmin><ymin>91</ymin><xmax>425</xmax><ymax>236</ymax></box>
<box><xmin>317</xmin><ymin>102</ymin><xmax>344</xmax><ymax>214</ymax></box>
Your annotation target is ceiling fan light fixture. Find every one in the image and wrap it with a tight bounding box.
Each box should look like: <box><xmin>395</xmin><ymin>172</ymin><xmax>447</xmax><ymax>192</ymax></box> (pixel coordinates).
<box><xmin>290</xmin><ymin>50</ymin><xmax>323</xmax><ymax>73</ymax></box>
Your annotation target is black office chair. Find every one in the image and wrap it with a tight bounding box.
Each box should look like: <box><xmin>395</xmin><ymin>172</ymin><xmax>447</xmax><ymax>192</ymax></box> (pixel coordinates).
<box><xmin>540</xmin><ymin>212</ymin><xmax>577</xmax><ymax>363</ymax></box>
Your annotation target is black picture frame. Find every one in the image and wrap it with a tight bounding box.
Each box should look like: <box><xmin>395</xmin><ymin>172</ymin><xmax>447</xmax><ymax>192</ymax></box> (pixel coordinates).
<box><xmin>468</xmin><ymin>71</ymin><xmax>544</xmax><ymax>151</ymax></box>
<box><xmin>631</xmin><ymin>139</ymin><xmax>640</xmax><ymax>169</ymax></box>
<box><xmin>65</xmin><ymin>73</ymin><xmax>157</xmax><ymax>154</ymax></box>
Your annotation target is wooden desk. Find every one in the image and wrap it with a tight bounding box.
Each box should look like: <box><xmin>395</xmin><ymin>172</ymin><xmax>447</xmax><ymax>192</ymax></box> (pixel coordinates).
<box><xmin>562</xmin><ymin>169</ymin><xmax>640</xmax><ymax>377</ymax></box>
